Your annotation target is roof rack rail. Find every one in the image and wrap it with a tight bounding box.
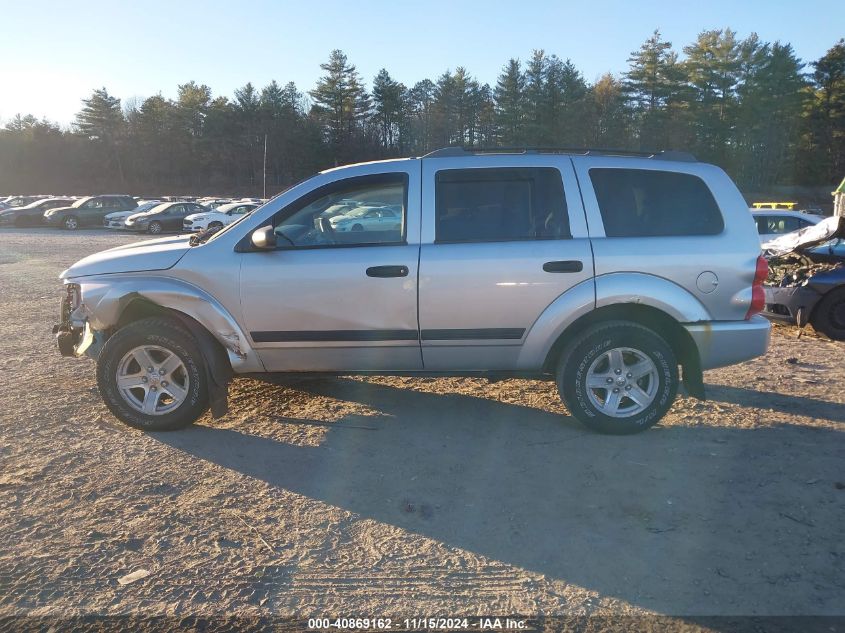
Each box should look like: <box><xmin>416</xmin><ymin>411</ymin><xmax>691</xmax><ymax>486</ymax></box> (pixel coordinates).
<box><xmin>422</xmin><ymin>146</ymin><xmax>697</xmax><ymax>162</ymax></box>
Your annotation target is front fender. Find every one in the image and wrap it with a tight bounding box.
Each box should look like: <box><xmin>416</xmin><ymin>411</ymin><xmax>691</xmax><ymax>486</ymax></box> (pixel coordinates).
<box><xmin>69</xmin><ymin>274</ymin><xmax>264</xmax><ymax>373</ymax></box>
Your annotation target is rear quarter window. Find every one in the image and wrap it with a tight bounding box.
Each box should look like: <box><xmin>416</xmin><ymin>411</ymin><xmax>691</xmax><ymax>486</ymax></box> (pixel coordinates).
<box><xmin>589</xmin><ymin>168</ymin><xmax>724</xmax><ymax>237</ymax></box>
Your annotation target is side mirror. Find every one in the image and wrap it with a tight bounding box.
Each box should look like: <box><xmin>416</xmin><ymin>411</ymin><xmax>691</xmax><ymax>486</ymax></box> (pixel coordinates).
<box><xmin>251</xmin><ymin>226</ymin><xmax>277</xmax><ymax>250</ymax></box>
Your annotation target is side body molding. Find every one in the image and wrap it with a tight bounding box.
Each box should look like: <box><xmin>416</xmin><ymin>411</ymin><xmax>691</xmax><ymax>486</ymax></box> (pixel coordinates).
<box><xmin>594</xmin><ymin>272</ymin><xmax>712</xmax><ymax>323</ymax></box>
<box><xmin>71</xmin><ymin>274</ymin><xmax>264</xmax><ymax>373</ymax></box>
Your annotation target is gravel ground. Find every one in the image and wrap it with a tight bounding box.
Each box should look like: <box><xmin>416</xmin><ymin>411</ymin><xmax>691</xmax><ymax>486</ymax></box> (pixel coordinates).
<box><xmin>0</xmin><ymin>228</ymin><xmax>843</xmax><ymax>621</ymax></box>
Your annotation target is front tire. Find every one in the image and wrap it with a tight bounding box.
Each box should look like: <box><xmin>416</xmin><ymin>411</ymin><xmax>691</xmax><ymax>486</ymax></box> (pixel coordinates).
<box><xmin>557</xmin><ymin>321</ymin><xmax>678</xmax><ymax>435</ymax></box>
<box><xmin>63</xmin><ymin>216</ymin><xmax>79</xmax><ymax>230</ymax></box>
<box><xmin>96</xmin><ymin>317</ymin><xmax>209</xmax><ymax>431</ymax></box>
<box><xmin>810</xmin><ymin>288</ymin><xmax>845</xmax><ymax>341</ymax></box>
<box><xmin>148</xmin><ymin>221</ymin><xmax>163</xmax><ymax>235</ymax></box>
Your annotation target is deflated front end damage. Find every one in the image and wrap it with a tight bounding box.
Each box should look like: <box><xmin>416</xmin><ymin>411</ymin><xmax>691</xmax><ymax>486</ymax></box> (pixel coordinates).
<box><xmin>52</xmin><ymin>275</ymin><xmax>265</xmax><ymax>418</ymax></box>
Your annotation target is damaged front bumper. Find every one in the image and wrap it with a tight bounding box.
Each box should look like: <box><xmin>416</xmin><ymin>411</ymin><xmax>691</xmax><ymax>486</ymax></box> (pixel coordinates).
<box><xmin>52</xmin><ymin>284</ymin><xmax>104</xmax><ymax>359</ymax></box>
<box><xmin>762</xmin><ymin>285</ymin><xmax>822</xmax><ymax>327</ymax></box>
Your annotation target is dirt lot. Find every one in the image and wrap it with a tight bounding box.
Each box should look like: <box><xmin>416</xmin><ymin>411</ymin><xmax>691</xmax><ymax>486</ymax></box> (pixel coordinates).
<box><xmin>0</xmin><ymin>228</ymin><xmax>843</xmax><ymax>620</ymax></box>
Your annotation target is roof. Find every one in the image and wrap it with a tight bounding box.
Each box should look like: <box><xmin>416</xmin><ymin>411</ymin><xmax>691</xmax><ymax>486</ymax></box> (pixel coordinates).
<box><xmin>422</xmin><ymin>146</ymin><xmax>697</xmax><ymax>162</ymax></box>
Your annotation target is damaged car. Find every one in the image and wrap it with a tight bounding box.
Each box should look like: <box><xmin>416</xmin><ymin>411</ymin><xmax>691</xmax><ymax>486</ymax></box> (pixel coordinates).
<box><xmin>54</xmin><ymin>148</ymin><xmax>770</xmax><ymax>434</ymax></box>
<box><xmin>762</xmin><ymin>215</ymin><xmax>845</xmax><ymax>340</ymax></box>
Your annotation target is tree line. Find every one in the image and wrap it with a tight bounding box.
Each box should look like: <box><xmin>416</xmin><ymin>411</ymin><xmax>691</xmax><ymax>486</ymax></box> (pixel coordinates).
<box><xmin>1</xmin><ymin>30</ymin><xmax>843</xmax><ymax>197</ymax></box>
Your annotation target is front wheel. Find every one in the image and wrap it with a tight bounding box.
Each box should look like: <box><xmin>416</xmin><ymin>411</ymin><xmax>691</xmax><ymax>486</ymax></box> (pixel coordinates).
<box><xmin>208</xmin><ymin>221</ymin><xmax>223</xmax><ymax>230</ymax></box>
<box><xmin>96</xmin><ymin>317</ymin><xmax>209</xmax><ymax>430</ymax></box>
<box><xmin>557</xmin><ymin>321</ymin><xmax>678</xmax><ymax>435</ymax></box>
<box><xmin>63</xmin><ymin>216</ymin><xmax>79</xmax><ymax>230</ymax></box>
<box><xmin>148</xmin><ymin>221</ymin><xmax>163</xmax><ymax>235</ymax></box>
<box><xmin>810</xmin><ymin>288</ymin><xmax>845</xmax><ymax>341</ymax></box>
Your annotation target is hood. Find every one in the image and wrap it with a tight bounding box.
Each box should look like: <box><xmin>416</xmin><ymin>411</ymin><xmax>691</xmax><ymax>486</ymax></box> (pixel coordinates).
<box><xmin>44</xmin><ymin>204</ymin><xmax>76</xmax><ymax>216</ymax></box>
<box><xmin>105</xmin><ymin>210</ymin><xmax>136</xmax><ymax>220</ymax></box>
<box><xmin>60</xmin><ymin>234</ymin><xmax>192</xmax><ymax>279</ymax></box>
<box><xmin>762</xmin><ymin>216</ymin><xmax>845</xmax><ymax>258</ymax></box>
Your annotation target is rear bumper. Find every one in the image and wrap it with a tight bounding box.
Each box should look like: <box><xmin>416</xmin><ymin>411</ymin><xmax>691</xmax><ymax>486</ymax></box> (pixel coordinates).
<box><xmin>683</xmin><ymin>315</ymin><xmax>771</xmax><ymax>370</ymax></box>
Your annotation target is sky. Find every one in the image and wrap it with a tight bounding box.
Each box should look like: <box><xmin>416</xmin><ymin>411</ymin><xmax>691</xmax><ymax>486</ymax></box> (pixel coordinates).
<box><xmin>1</xmin><ymin>0</ymin><xmax>843</xmax><ymax>126</ymax></box>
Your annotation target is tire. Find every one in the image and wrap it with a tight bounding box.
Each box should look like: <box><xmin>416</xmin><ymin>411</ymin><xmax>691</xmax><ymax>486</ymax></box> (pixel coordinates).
<box><xmin>208</xmin><ymin>221</ymin><xmax>223</xmax><ymax>230</ymax></box>
<box><xmin>351</xmin><ymin>223</ymin><xmax>364</xmax><ymax>232</ymax></box>
<box><xmin>556</xmin><ymin>321</ymin><xmax>678</xmax><ymax>435</ymax></box>
<box><xmin>810</xmin><ymin>288</ymin><xmax>845</xmax><ymax>341</ymax></box>
<box><xmin>63</xmin><ymin>215</ymin><xmax>79</xmax><ymax>230</ymax></box>
<box><xmin>96</xmin><ymin>317</ymin><xmax>209</xmax><ymax>431</ymax></box>
<box><xmin>14</xmin><ymin>216</ymin><xmax>29</xmax><ymax>228</ymax></box>
<box><xmin>148</xmin><ymin>221</ymin><xmax>163</xmax><ymax>235</ymax></box>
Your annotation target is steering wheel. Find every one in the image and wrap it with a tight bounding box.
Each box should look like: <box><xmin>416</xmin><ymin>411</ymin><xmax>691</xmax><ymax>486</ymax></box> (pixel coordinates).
<box><xmin>317</xmin><ymin>217</ymin><xmax>336</xmax><ymax>237</ymax></box>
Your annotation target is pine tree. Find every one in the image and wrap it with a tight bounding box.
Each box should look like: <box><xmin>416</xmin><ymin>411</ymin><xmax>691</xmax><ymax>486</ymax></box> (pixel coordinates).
<box><xmin>372</xmin><ymin>69</ymin><xmax>405</xmax><ymax>150</ymax></box>
<box><xmin>494</xmin><ymin>59</ymin><xmax>525</xmax><ymax>145</ymax></box>
<box><xmin>309</xmin><ymin>50</ymin><xmax>369</xmax><ymax>162</ymax></box>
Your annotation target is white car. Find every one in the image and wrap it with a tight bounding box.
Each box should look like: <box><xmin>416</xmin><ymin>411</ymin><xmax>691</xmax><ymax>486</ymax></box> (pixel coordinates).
<box><xmin>183</xmin><ymin>202</ymin><xmax>258</xmax><ymax>232</ymax></box>
<box><xmin>751</xmin><ymin>210</ymin><xmax>823</xmax><ymax>243</ymax></box>
<box><xmin>103</xmin><ymin>200</ymin><xmax>161</xmax><ymax>229</ymax></box>
<box><xmin>329</xmin><ymin>205</ymin><xmax>403</xmax><ymax>232</ymax></box>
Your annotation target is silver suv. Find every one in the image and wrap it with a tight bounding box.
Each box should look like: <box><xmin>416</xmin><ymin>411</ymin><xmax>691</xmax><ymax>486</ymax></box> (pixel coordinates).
<box><xmin>54</xmin><ymin>148</ymin><xmax>771</xmax><ymax>434</ymax></box>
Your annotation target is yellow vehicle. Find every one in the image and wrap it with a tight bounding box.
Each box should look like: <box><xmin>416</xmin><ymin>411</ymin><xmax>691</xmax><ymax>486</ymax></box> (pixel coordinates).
<box><xmin>752</xmin><ymin>202</ymin><xmax>798</xmax><ymax>210</ymax></box>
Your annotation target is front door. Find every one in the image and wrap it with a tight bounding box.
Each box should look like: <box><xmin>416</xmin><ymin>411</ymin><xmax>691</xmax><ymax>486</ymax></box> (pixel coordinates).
<box><xmin>418</xmin><ymin>156</ymin><xmax>595</xmax><ymax>370</ymax></box>
<box><xmin>239</xmin><ymin>165</ymin><xmax>423</xmax><ymax>371</ymax></box>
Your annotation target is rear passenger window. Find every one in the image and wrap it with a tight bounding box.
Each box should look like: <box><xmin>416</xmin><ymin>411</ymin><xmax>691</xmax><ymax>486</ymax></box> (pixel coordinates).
<box><xmin>435</xmin><ymin>168</ymin><xmax>569</xmax><ymax>243</ymax></box>
<box><xmin>589</xmin><ymin>168</ymin><xmax>724</xmax><ymax>237</ymax></box>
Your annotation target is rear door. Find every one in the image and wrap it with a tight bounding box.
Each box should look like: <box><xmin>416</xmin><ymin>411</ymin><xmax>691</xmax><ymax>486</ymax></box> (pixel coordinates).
<box><xmin>418</xmin><ymin>155</ymin><xmax>594</xmax><ymax>370</ymax></box>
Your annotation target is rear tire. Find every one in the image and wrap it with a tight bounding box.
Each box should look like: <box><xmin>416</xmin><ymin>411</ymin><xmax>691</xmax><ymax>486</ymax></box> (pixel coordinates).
<box><xmin>63</xmin><ymin>216</ymin><xmax>79</xmax><ymax>230</ymax></box>
<box><xmin>557</xmin><ymin>321</ymin><xmax>678</xmax><ymax>435</ymax></box>
<box><xmin>96</xmin><ymin>317</ymin><xmax>209</xmax><ymax>431</ymax></box>
<box><xmin>810</xmin><ymin>288</ymin><xmax>845</xmax><ymax>341</ymax></box>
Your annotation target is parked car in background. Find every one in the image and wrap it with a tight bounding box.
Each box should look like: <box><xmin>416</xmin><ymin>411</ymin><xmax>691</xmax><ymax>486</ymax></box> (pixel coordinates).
<box><xmin>0</xmin><ymin>195</ymin><xmax>43</xmax><ymax>211</ymax></box>
<box><xmin>762</xmin><ymin>216</ymin><xmax>845</xmax><ymax>340</ymax></box>
<box><xmin>44</xmin><ymin>195</ymin><xmax>138</xmax><ymax>230</ymax></box>
<box><xmin>124</xmin><ymin>202</ymin><xmax>209</xmax><ymax>234</ymax></box>
<box><xmin>104</xmin><ymin>200</ymin><xmax>162</xmax><ymax>229</ymax></box>
<box><xmin>54</xmin><ymin>147</ymin><xmax>769</xmax><ymax>434</ymax></box>
<box><xmin>183</xmin><ymin>202</ymin><xmax>257</xmax><ymax>232</ymax></box>
<box><xmin>329</xmin><ymin>205</ymin><xmax>403</xmax><ymax>232</ymax></box>
<box><xmin>0</xmin><ymin>197</ymin><xmax>75</xmax><ymax>227</ymax></box>
<box><xmin>752</xmin><ymin>210</ymin><xmax>822</xmax><ymax>243</ymax></box>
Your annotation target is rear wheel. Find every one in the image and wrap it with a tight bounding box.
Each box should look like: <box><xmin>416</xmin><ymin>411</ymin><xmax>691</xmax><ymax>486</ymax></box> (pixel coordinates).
<box><xmin>96</xmin><ymin>317</ymin><xmax>209</xmax><ymax>431</ymax></box>
<box><xmin>557</xmin><ymin>321</ymin><xmax>678</xmax><ymax>434</ymax></box>
<box><xmin>810</xmin><ymin>288</ymin><xmax>845</xmax><ymax>341</ymax></box>
<box><xmin>63</xmin><ymin>216</ymin><xmax>79</xmax><ymax>230</ymax></box>
<box><xmin>148</xmin><ymin>221</ymin><xmax>163</xmax><ymax>235</ymax></box>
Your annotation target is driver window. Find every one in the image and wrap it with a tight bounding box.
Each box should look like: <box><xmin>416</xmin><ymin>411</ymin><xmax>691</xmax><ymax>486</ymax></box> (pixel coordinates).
<box><xmin>273</xmin><ymin>174</ymin><xmax>406</xmax><ymax>248</ymax></box>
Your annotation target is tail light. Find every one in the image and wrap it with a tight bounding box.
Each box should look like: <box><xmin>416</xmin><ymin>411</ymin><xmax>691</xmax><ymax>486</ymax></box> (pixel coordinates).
<box><xmin>746</xmin><ymin>255</ymin><xmax>768</xmax><ymax>319</ymax></box>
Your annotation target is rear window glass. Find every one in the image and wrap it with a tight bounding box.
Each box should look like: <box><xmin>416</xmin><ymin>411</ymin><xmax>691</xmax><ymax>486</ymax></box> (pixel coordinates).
<box><xmin>589</xmin><ymin>168</ymin><xmax>724</xmax><ymax>237</ymax></box>
<box><xmin>435</xmin><ymin>167</ymin><xmax>570</xmax><ymax>243</ymax></box>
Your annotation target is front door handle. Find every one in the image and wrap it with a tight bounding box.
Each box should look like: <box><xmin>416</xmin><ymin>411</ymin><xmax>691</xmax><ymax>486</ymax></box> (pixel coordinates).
<box><xmin>366</xmin><ymin>265</ymin><xmax>409</xmax><ymax>278</ymax></box>
<box><xmin>543</xmin><ymin>260</ymin><xmax>584</xmax><ymax>273</ymax></box>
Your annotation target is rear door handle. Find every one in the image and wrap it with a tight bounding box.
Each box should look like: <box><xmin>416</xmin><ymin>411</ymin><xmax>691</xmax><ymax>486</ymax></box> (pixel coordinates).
<box><xmin>366</xmin><ymin>265</ymin><xmax>409</xmax><ymax>278</ymax></box>
<box><xmin>543</xmin><ymin>260</ymin><xmax>584</xmax><ymax>273</ymax></box>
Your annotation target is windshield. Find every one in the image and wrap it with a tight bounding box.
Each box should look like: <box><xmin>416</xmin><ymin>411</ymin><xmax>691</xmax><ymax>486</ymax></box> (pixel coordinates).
<box><xmin>131</xmin><ymin>201</ymin><xmax>162</xmax><ymax>214</ymax></box>
<box><xmin>71</xmin><ymin>197</ymin><xmax>92</xmax><ymax>208</ymax></box>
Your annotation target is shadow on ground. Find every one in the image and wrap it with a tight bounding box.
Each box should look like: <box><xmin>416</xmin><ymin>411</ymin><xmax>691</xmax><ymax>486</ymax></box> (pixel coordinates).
<box><xmin>158</xmin><ymin>377</ymin><xmax>845</xmax><ymax>615</ymax></box>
